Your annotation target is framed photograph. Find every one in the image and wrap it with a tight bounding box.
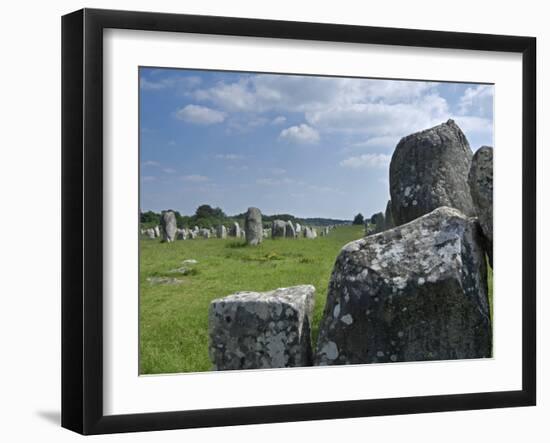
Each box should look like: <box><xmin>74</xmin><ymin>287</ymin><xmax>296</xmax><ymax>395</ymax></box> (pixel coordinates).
<box><xmin>61</xmin><ymin>8</ymin><xmax>536</xmax><ymax>435</ymax></box>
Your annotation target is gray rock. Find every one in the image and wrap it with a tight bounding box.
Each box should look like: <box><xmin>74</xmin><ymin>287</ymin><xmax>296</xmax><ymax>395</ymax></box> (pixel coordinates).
<box><xmin>285</xmin><ymin>221</ymin><xmax>296</xmax><ymax>238</ymax></box>
<box><xmin>188</xmin><ymin>230</ymin><xmax>197</xmax><ymax>239</ymax></box>
<box><xmin>263</xmin><ymin>228</ymin><xmax>270</xmax><ymax>238</ymax></box>
<box><xmin>145</xmin><ymin>228</ymin><xmax>155</xmax><ymax>239</ymax></box>
<box><xmin>384</xmin><ymin>200</ymin><xmax>394</xmax><ymax>230</ymax></box>
<box><xmin>199</xmin><ymin>228</ymin><xmax>210</xmax><ymax>239</ymax></box>
<box><xmin>176</xmin><ymin>228</ymin><xmax>187</xmax><ymax>240</ymax></box>
<box><xmin>209</xmin><ymin>285</ymin><xmax>316</xmax><ymax>370</ymax></box>
<box><xmin>154</xmin><ymin>225</ymin><xmax>160</xmax><ymax>238</ymax></box>
<box><xmin>295</xmin><ymin>223</ymin><xmax>302</xmax><ymax>234</ymax></box>
<box><xmin>390</xmin><ymin>119</ymin><xmax>476</xmax><ymax>226</ymax></box>
<box><xmin>160</xmin><ymin>211</ymin><xmax>177</xmax><ymax>242</ymax></box>
<box><xmin>304</xmin><ymin>226</ymin><xmax>317</xmax><ymax>239</ymax></box>
<box><xmin>272</xmin><ymin>220</ymin><xmax>287</xmax><ymax>238</ymax></box>
<box><xmin>370</xmin><ymin>212</ymin><xmax>385</xmax><ymax>235</ymax></box>
<box><xmin>245</xmin><ymin>207</ymin><xmax>263</xmax><ymax>245</ymax></box>
<box><xmin>217</xmin><ymin>225</ymin><xmax>227</xmax><ymax>239</ymax></box>
<box><xmin>315</xmin><ymin>206</ymin><xmax>491</xmax><ymax>366</ymax></box>
<box><xmin>469</xmin><ymin>146</ymin><xmax>493</xmax><ymax>266</ymax></box>
<box><xmin>229</xmin><ymin>222</ymin><xmax>241</xmax><ymax>238</ymax></box>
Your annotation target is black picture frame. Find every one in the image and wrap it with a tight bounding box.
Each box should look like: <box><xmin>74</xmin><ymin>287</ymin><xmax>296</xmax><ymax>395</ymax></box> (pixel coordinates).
<box><xmin>61</xmin><ymin>8</ymin><xmax>536</xmax><ymax>435</ymax></box>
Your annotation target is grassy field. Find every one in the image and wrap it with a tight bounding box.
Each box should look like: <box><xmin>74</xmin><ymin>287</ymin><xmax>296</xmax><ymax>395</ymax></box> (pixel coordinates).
<box><xmin>140</xmin><ymin>225</ymin><xmax>494</xmax><ymax>375</ymax></box>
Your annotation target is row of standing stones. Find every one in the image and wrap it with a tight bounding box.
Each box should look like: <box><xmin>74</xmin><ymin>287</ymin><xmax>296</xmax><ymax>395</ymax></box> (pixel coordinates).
<box><xmin>144</xmin><ymin>207</ymin><xmax>330</xmax><ymax>244</ymax></box>
<box><xmin>207</xmin><ymin>119</ymin><xmax>494</xmax><ymax>370</ymax></box>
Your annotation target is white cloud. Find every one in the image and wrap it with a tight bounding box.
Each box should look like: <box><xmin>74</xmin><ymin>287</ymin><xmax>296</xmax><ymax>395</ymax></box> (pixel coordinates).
<box><xmin>349</xmin><ymin>136</ymin><xmax>400</xmax><ymax>151</ymax></box>
<box><xmin>458</xmin><ymin>85</ymin><xmax>494</xmax><ymax>117</ymax></box>
<box><xmin>279</xmin><ymin>124</ymin><xmax>320</xmax><ymax>144</ymax></box>
<box><xmin>269</xmin><ymin>168</ymin><xmax>286</xmax><ymax>175</ymax></box>
<box><xmin>140</xmin><ymin>75</ymin><xmax>201</xmax><ymax>91</ymax></box>
<box><xmin>142</xmin><ymin>160</ymin><xmax>160</xmax><ymax>167</ymax></box>
<box><xmin>175</xmin><ymin>104</ymin><xmax>226</xmax><ymax>125</ymax></box>
<box><xmin>452</xmin><ymin>115</ymin><xmax>494</xmax><ymax>138</ymax></box>
<box><xmin>256</xmin><ymin>177</ymin><xmax>295</xmax><ymax>186</ymax></box>
<box><xmin>162</xmin><ymin>168</ymin><xmax>176</xmax><ymax>174</ymax></box>
<box><xmin>182</xmin><ymin>174</ymin><xmax>209</xmax><ymax>183</ymax></box>
<box><xmin>271</xmin><ymin>116</ymin><xmax>287</xmax><ymax>125</ymax></box>
<box><xmin>340</xmin><ymin>153</ymin><xmax>391</xmax><ymax>170</ymax></box>
<box><xmin>214</xmin><ymin>153</ymin><xmax>244</xmax><ymax>160</ymax></box>
<box><xmin>141</xmin><ymin>175</ymin><xmax>157</xmax><ymax>182</ymax></box>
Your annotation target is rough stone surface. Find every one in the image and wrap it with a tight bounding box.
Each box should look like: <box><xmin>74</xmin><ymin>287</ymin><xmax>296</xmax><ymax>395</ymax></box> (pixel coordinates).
<box><xmin>176</xmin><ymin>228</ymin><xmax>187</xmax><ymax>240</ymax></box>
<box><xmin>285</xmin><ymin>221</ymin><xmax>296</xmax><ymax>238</ymax></box>
<box><xmin>209</xmin><ymin>285</ymin><xmax>316</xmax><ymax>370</ymax></box>
<box><xmin>199</xmin><ymin>228</ymin><xmax>210</xmax><ymax>239</ymax></box>
<box><xmin>469</xmin><ymin>146</ymin><xmax>493</xmax><ymax>265</ymax></box>
<box><xmin>315</xmin><ymin>206</ymin><xmax>491</xmax><ymax>365</ymax></box>
<box><xmin>230</xmin><ymin>222</ymin><xmax>241</xmax><ymax>238</ymax></box>
<box><xmin>217</xmin><ymin>225</ymin><xmax>227</xmax><ymax>239</ymax></box>
<box><xmin>188</xmin><ymin>230</ymin><xmax>197</xmax><ymax>239</ymax></box>
<box><xmin>304</xmin><ymin>226</ymin><xmax>317</xmax><ymax>239</ymax></box>
<box><xmin>145</xmin><ymin>228</ymin><xmax>155</xmax><ymax>239</ymax></box>
<box><xmin>295</xmin><ymin>223</ymin><xmax>302</xmax><ymax>234</ymax></box>
<box><xmin>370</xmin><ymin>212</ymin><xmax>385</xmax><ymax>235</ymax></box>
<box><xmin>154</xmin><ymin>226</ymin><xmax>160</xmax><ymax>238</ymax></box>
<box><xmin>272</xmin><ymin>220</ymin><xmax>287</xmax><ymax>238</ymax></box>
<box><xmin>390</xmin><ymin>119</ymin><xmax>475</xmax><ymax>226</ymax></box>
<box><xmin>160</xmin><ymin>211</ymin><xmax>177</xmax><ymax>242</ymax></box>
<box><xmin>245</xmin><ymin>207</ymin><xmax>263</xmax><ymax>245</ymax></box>
<box><xmin>384</xmin><ymin>200</ymin><xmax>394</xmax><ymax>230</ymax></box>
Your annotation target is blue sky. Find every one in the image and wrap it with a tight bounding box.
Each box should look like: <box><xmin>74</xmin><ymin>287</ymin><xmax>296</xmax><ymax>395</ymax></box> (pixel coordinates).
<box><xmin>140</xmin><ymin>68</ymin><xmax>494</xmax><ymax>219</ymax></box>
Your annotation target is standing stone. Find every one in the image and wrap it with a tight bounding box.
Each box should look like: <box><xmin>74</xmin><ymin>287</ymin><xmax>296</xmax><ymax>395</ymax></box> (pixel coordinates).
<box><xmin>244</xmin><ymin>207</ymin><xmax>263</xmax><ymax>245</ymax></box>
<box><xmin>217</xmin><ymin>225</ymin><xmax>227</xmax><ymax>239</ymax></box>
<box><xmin>209</xmin><ymin>285</ymin><xmax>316</xmax><ymax>370</ymax></box>
<box><xmin>176</xmin><ymin>228</ymin><xmax>187</xmax><ymax>240</ymax></box>
<box><xmin>315</xmin><ymin>207</ymin><xmax>491</xmax><ymax>366</ymax></box>
<box><xmin>154</xmin><ymin>225</ymin><xmax>160</xmax><ymax>238</ymax></box>
<box><xmin>468</xmin><ymin>146</ymin><xmax>493</xmax><ymax>266</ymax></box>
<box><xmin>272</xmin><ymin>220</ymin><xmax>286</xmax><ymax>238</ymax></box>
<box><xmin>304</xmin><ymin>226</ymin><xmax>317</xmax><ymax>239</ymax></box>
<box><xmin>285</xmin><ymin>221</ymin><xmax>296</xmax><ymax>238</ymax></box>
<box><xmin>263</xmin><ymin>228</ymin><xmax>270</xmax><ymax>238</ymax></box>
<box><xmin>367</xmin><ymin>212</ymin><xmax>385</xmax><ymax>236</ymax></box>
<box><xmin>230</xmin><ymin>222</ymin><xmax>241</xmax><ymax>238</ymax></box>
<box><xmin>384</xmin><ymin>200</ymin><xmax>394</xmax><ymax>230</ymax></box>
<box><xmin>160</xmin><ymin>211</ymin><xmax>177</xmax><ymax>242</ymax></box>
<box><xmin>199</xmin><ymin>228</ymin><xmax>210</xmax><ymax>239</ymax></box>
<box><xmin>145</xmin><ymin>228</ymin><xmax>155</xmax><ymax>239</ymax></box>
<box><xmin>390</xmin><ymin>119</ymin><xmax>476</xmax><ymax>226</ymax></box>
<box><xmin>188</xmin><ymin>230</ymin><xmax>197</xmax><ymax>239</ymax></box>
<box><xmin>295</xmin><ymin>223</ymin><xmax>302</xmax><ymax>234</ymax></box>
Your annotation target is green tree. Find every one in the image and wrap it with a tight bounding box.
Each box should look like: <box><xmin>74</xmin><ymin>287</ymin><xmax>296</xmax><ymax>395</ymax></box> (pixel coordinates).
<box><xmin>352</xmin><ymin>213</ymin><xmax>364</xmax><ymax>225</ymax></box>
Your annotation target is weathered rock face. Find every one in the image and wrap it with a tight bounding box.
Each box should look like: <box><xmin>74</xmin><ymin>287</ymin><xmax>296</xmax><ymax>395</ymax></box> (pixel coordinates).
<box><xmin>285</xmin><ymin>221</ymin><xmax>296</xmax><ymax>238</ymax></box>
<box><xmin>245</xmin><ymin>207</ymin><xmax>263</xmax><ymax>245</ymax></box>
<box><xmin>230</xmin><ymin>222</ymin><xmax>241</xmax><ymax>238</ymax></box>
<box><xmin>145</xmin><ymin>228</ymin><xmax>155</xmax><ymax>239</ymax></box>
<box><xmin>295</xmin><ymin>223</ymin><xmax>302</xmax><ymax>234</ymax></box>
<box><xmin>160</xmin><ymin>211</ymin><xmax>177</xmax><ymax>242</ymax></box>
<box><xmin>304</xmin><ymin>226</ymin><xmax>317</xmax><ymax>239</ymax></box>
<box><xmin>390</xmin><ymin>119</ymin><xmax>476</xmax><ymax>226</ymax></box>
<box><xmin>209</xmin><ymin>285</ymin><xmax>316</xmax><ymax>370</ymax></box>
<box><xmin>469</xmin><ymin>146</ymin><xmax>493</xmax><ymax>266</ymax></box>
<box><xmin>199</xmin><ymin>228</ymin><xmax>210</xmax><ymax>239</ymax></box>
<box><xmin>154</xmin><ymin>225</ymin><xmax>160</xmax><ymax>238</ymax></box>
<box><xmin>272</xmin><ymin>220</ymin><xmax>286</xmax><ymax>238</ymax></box>
<box><xmin>370</xmin><ymin>212</ymin><xmax>385</xmax><ymax>235</ymax></box>
<box><xmin>176</xmin><ymin>228</ymin><xmax>187</xmax><ymax>240</ymax></box>
<box><xmin>188</xmin><ymin>230</ymin><xmax>197</xmax><ymax>239</ymax></box>
<box><xmin>217</xmin><ymin>225</ymin><xmax>227</xmax><ymax>239</ymax></box>
<box><xmin>384</xmin><ymin>200</ymin><xmax>394</xmax><ymax>230</ymax></box>
<box><xmin>315</xmin><ymin>206</ymin><xmax>491</xmax><ymax>366</ymax></box>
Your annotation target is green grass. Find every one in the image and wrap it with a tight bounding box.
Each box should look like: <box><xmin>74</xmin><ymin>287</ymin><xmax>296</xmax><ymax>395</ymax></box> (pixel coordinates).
<box><xmin>139</xmin><ymin>225</ymin><xmax>364</xmax><ymax>374</ymax></box>
<box><xmin>139</xmin><ymin>225</ymin><xmax>495</xmax><ymax>374</ymax></box>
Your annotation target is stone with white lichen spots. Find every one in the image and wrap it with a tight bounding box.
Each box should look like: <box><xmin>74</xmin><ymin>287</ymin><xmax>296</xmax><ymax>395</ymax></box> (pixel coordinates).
<box><xmin>208</xmin><ymin>285</ymin><xmax>315</xmax><ymax>370</ymax></box>
<box><xmin>390</xmin><ymin>120</ymin><xmax>476</xmax><ymax>226</ymax></box>
<box><xmin>160</xmin><ymin>211</ymin><xmax>177</xmax><ymax>242</ymax></box>
<box><xmin>245</xmin><ymin>207</ymin><xmax>263</xmax><ymax>246</ymax></box>
<box><xmin>314</xmin><ymin>206</ymin><xmax>491</xmax><ymax>366</ymax></box>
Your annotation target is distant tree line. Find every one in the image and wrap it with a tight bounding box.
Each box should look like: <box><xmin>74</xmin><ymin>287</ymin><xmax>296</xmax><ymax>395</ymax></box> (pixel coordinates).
<box><xmin>140</xmin><ymin>205</ymin><xmax>352</xmax><ymax>229</ymax></box>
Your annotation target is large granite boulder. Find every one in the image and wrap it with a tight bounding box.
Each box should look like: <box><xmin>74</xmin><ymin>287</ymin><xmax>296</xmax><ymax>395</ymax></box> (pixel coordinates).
<box><xmin>160</xmin><ymin>211</ymin><xmax>177</xmax><ymax>242</ymax></box>
<box><xmin>272</xmin><ymin>220</ymin><xmax>286</xmax><ymax>238</ymax></box>
<box><xmin>285</xmin><ymin>221</ymin><xmax>296</xmax><ymax>238</ymax></box>
<box><xmin>209</xmin><ymin>285</ymin><xmax>316</xmax><ymax>370</ymax></box>
<box><xmin>390</xmin><ymin>119</ymin><xmax>476</xmax><ymax>226</ymax></box>
<box><xmin>217</xmin><ymin>225</ymin><xmax>227</xmax><ymax>239</ymax></box>
<box><xmin>469</xmin><ymin>146</ymin><xmax>493</xmax><ymax>266</ymax></box>
<box><xmin>315</xmin><ymin>206</ymin><xmax>491</xmax><ymax>366</ymax></box>
<box><xmin>245</xmin><ymin>207</ymin><xmax>263</xmax><ymax>245</ymax></box>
